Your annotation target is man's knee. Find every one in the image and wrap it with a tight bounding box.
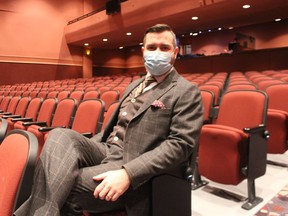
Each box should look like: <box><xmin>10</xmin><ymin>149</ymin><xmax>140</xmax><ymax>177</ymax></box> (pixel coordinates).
<box><xmin>46</xmin><ymin>128</ymin><xmax>80</xmax><ymax>141</ymax></box>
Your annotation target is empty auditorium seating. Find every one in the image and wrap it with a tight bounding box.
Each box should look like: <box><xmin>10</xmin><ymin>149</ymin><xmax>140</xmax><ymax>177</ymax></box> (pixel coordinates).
<box><xmin>0</xmin><ymin>97</ymin><xmax>31</xmax><ymax>140</ymax></box>
<box><xmin>27</xmin><ymin>98</ymin><xmax>77</xmax><ymax>154</ymax></box>
<box><xmin>83</xmin><ymin>90</ymin><xmax>100</xmax><ymax>100</ymax></box>
<box><xmin>0</xmin><ymin>96</ymin><xmax>12</xmax><ymax>113</ymax></box>
<box><xmin>199</xmin><ymin>84</ymin><xmax>221</xmax><ymax>106</ymax></box>
<box><xmin>197</xmin><ymin>90</ymin><xmax>269</xmax><ymax>210</ymax></box>
<box><xmin>13</xmin><ymin>97</ymin><xmax>57</xmax><ymax>131</ymax></box>
<box><xmin>100</xmin><ymin>90</ymin><xmax>120</xmax><ymax>112</ymax></box>
<box><xmin>0</xmin><ymin>96</ymin><xmax>20</xmax><ymax>117</ymax></box>
<box><xmin>57</xmin><ymin>90</ymin><xmax>70</xmax><ymax>101</ymax></box>
<box><xmin>226</xmin><ymin>83</ymin><xmax>257</xmax><ymax>91</ymax></box>
<box><xmin>70</xmin><ymin>99</ymin><xmax>105</xmax><ymax>138</ymax></box>
<box><xmin>101</xmin><ymin>101</ymin><xmax>119</xmax><ymax>131</ymax></box>
<box><xmin>69</xmin><ymin>90</ymin><xmax>84</xmax><ymax>106</ymax></box>
<box><xmin>1</xmin><ymin>97</ymin><xmax>30</xmax><ymax>120</ymax></box>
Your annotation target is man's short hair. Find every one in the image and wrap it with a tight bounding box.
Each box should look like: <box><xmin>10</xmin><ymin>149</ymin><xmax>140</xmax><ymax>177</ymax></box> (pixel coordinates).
<box><xmin>143</xmin><ymin>24</ymin><xmax>177</xmax><ymax>48</ymax></box>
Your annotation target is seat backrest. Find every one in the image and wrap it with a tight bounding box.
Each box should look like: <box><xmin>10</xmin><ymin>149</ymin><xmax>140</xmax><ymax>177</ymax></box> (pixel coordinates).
<box><xmin>8</xmin><ymin>91</ymin><xmax>17</xmax><ymax>97</ymax></box>
<box><xmin>216</xmin><ymin>90</ymin><xmax>268</xmax><ymax>129</ymax></box>
<box><xmin>227</xmin><ymin>84</ymin><xmax>257</xmax><ymax>91</ymax></box>
<box><xmin>199</xmin><ymin>84</ymin><xmax>221</xmax><ymax>106</ymax></box>
<box><xmin>100</xmin><ymin>90</ymin><xmax>120</xmax><ymax>112</ymax></box>
<box><xmin>21</xmin><ymin>91</ymin><xmax>30</xmax><ymax>97</ymax></box>
<box><xmin>83</xmin><ymin>90</ymin><xmax>100</xmax><ymax>100</ymax></box>
<box><xmin>57</xmin><ymin>90</ymin><xmax>70</xmax><ymax>102</ymax></box>
<box><xmin>24</xmin><ymin>97</ymin><xmax>43</xmax><ymax>120</ymax></box>
<box><xmin>265</xmin><ymin>83</ymin><xmax>288</xmax><ymax>113</ymax></box>
<box><xmin>72</xmin><ymin>99</ymin><xmax>105</xmax><ymax>135</ymax></box>
<box><xmin>5</xmin><ymin>96</ymin><xmax>20</xmax><ymax>114</ymax></box>
<box><xmin>200</xmin><ymin>90</ymin><xmax>214</xmax><ymax>123</ymax></box>
<box><xmin>29</xmin><ymin>91</ymin><xmax>39</xmax><ymax>99</ymax></box>
<box><xmin>257</xmin><ymin>79</ymin><xmax>283</xmax><ymax>91</ymax></box>
<box><xmin>0</xmin><ymin>130</ymin><xmax>38</xmax><ymax>215</ymax></box>
<box><xmin>36</xmin><ymin>98</ymin><xmax>58</xmax><ymax>126</ymax></box>
<box><xmin>0</xmin><ymin>96</ymin><xmax>11</xmax><ymax>112</ymax></box>
<box><xmin>83</xmin><ymin>85</ymin><xmax>95</xmax><ymax>91</ymax></box>
<box><xmin>37</xmin><ymin>91</ymin><xmax>48</xmax><ymax>100</ymax></box>
<box><xmin>47</xmin><ymin>91</ymin><xmax>58</xmax><ymax>99</ymax></box>
<box><xmin>112</xmin><ymin>86</ymin><xmax>126</xmax><ymax>98</ymax></box>
<box><xmin>14</xmin><ymin>97</ymin><xmax>31</xmax><ymax>117</ymax></box>
<box><xmin>98</xmin><ymin>86</ymin><xmax>111</xmax><ymax>94</ymax></box>
<box><xmin>51</xmin><ymin>98</ymin><xmax>77</xmax><ymax>128</ymax></box>
<box><xmin>69</xmin><ymin>90</ymin><xmax>84</xmax><ymax>106</ymax></box>
<box><xmin>101</xmin><ymin>101</ymin><xmax>119</xmax><ymax>131</ymax></box>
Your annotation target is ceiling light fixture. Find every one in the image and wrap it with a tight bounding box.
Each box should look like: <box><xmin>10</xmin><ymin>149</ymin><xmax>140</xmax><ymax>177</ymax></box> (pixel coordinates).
<box><xmin>84</xmin><ymin>43</ymin><xmax>89</xmax><ymax>46</ymax></box>
<box><xmin>242</xmin><ymin>4</ymin><xmax>250</xmax><ymax>9</ymax></box>
<box><xmin>192</xmin><ymin>16</ymin><xmax>198</xmax><ymax>20</ymax></box>
<box><xmin>119</xmin><ymin>46</ymin><xmax>123</xmax><ymax>49</ymax></box>
<box><xmin>275</xmin><ymin>18</ymin><xmax>281</xmax><ymax>22</ymax></box>
<box><xmin>103</xmin><ymin>38</ymin><xmax>108</xmax><ymax>42</ymax></box>
<box><xmin>126</xmin><ymin>32</ymin><xmax>132</xmax><ymax>36</ymax></box>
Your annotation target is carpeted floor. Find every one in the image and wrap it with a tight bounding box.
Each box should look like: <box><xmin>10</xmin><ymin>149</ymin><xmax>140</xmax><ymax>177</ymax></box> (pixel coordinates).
<box><xmin>254</xmin><ymin>184</ymin><xmax>288</xmax><ymax>216</ymax></box>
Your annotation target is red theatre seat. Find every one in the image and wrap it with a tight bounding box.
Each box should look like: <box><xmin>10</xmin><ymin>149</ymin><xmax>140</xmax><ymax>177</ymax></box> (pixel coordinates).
<box><xmin>264</xmin><ymin>83</ymin><xmax>288</xmax><ymax>167</ymax></box>
<box><xmin>0</xmin><ymin>130</ymin><xmax>38</xmax><ymax>216</ymax></box>
<box><xmin>197</xmin><ymin>90</ymin><xmax>269</xmax><ymax>210</ymax></box>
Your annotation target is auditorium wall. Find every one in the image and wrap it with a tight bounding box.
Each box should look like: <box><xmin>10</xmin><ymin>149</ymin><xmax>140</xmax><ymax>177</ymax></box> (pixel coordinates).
<box><xmin>1</xmin><ymin>1</ymin><xmax>288</xmax><ymax>85</ymax></box>
<box><xmin>0</xmin><ymin>0</ymin><xmax>84</xmax><ymax>85</ymax></box>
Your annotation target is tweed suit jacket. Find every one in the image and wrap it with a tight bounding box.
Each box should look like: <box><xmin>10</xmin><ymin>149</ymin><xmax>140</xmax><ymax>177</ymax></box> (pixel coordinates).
<box><xmin>95</xmin><ymin>68</ymin><xmax>203</xmax><ymax>190</ymax></box>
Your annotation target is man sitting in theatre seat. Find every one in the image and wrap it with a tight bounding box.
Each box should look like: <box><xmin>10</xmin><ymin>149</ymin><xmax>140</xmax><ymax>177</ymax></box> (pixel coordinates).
<box><xmin>14</xmin><ymin>23</ymin><xmax>203</xmax><ymax>216</ymax></box>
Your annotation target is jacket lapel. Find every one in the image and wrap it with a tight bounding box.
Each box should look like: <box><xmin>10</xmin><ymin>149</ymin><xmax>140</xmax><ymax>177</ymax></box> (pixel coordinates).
<box><xmin>132</xmin><ymin>69</ymin><xmax>179</xmax><ymax>119</ymax></box>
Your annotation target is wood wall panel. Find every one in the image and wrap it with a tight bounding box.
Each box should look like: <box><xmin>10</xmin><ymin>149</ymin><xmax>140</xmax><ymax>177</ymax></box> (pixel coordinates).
<box><xmin>0</xmin><ymin>62</ymin><xmax>82</xmax><ymax>85</ymax></box>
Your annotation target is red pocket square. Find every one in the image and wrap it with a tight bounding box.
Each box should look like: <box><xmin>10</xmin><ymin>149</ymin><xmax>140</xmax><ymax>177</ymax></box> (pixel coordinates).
<box><xmin>151</xmin><ymin>100</ymin><xmax>166</xmax><ymax>109</ymax></box>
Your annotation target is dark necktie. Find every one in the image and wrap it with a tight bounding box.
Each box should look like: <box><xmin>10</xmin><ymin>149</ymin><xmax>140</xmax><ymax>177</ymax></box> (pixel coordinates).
<box><xmin>143</xmin><ymin>75</ymin><xmax>156</xmax><ymax>90</ymax></box>
<box><xmin>134</xmin><ymin>75</ymin><xmax>156</xmax><ymax>97</ymax></box>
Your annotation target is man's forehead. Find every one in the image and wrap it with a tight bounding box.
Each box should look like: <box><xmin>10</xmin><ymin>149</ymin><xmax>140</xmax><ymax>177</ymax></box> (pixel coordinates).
<box><xmin>145</xmin><ymin>32</ymin><xmax>173</xmax><ymax>45</ymax></box>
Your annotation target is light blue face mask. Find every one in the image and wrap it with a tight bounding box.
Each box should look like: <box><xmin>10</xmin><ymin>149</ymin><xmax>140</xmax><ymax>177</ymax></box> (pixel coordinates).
<box><xmin>144</xmin><ymin>51</ymin><xmax>174</xmax><ymax>76</ymax></box>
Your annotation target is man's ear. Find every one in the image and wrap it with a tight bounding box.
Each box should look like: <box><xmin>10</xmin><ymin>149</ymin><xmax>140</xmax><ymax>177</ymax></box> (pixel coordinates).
<box><xmin>174</xmin><ymin>46</ymin><xmax>179</xmax><ymax>57</ymax></box>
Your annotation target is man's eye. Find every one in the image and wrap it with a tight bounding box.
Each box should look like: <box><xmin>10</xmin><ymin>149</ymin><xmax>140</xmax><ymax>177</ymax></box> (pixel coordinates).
<box><xmin>161</xmin><ymin>47</ymin><xmax>170</xmax><ymax>51</ymax></box>
<box><xmin>147</xmin><ymin>47</ymin><xmax>156</xmax><ymax>51</ymax></box>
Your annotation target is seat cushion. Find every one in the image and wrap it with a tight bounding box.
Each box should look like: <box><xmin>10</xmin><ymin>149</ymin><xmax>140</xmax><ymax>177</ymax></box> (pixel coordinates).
<box><xmin>198</xmin><ymin>124</ymin><xmax>248</xmax><ymax>185</ymax></box>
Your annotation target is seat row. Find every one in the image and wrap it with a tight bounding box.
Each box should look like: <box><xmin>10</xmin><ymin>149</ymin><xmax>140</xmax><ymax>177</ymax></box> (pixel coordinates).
<box><xmin>226</xmin><ymin>70</ymin><xmax>288</xmax><ymax>91</ymax></box>
<box><xmin>0</xmin><ymin>75</ymin><xmax>139</xmax><ymax>94</ymax></box>
<box><xmin>0</xmin><ymin>87</ymin><xmax>121</xmax><ymax>113</ymax></box>
<box><xmin>0</xmin><ymin>96</ymin><xmax>121</xmax><ymax>156</ymax></box>
<box><xmin>195</xmin><ymin>83</ymin><xmax>288</xmax><ymax>210</ymax></box>
<box><xmin>0</xmin><ymin>98</ymin><xmax>190</xmax><ymax>216</ymax></box>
